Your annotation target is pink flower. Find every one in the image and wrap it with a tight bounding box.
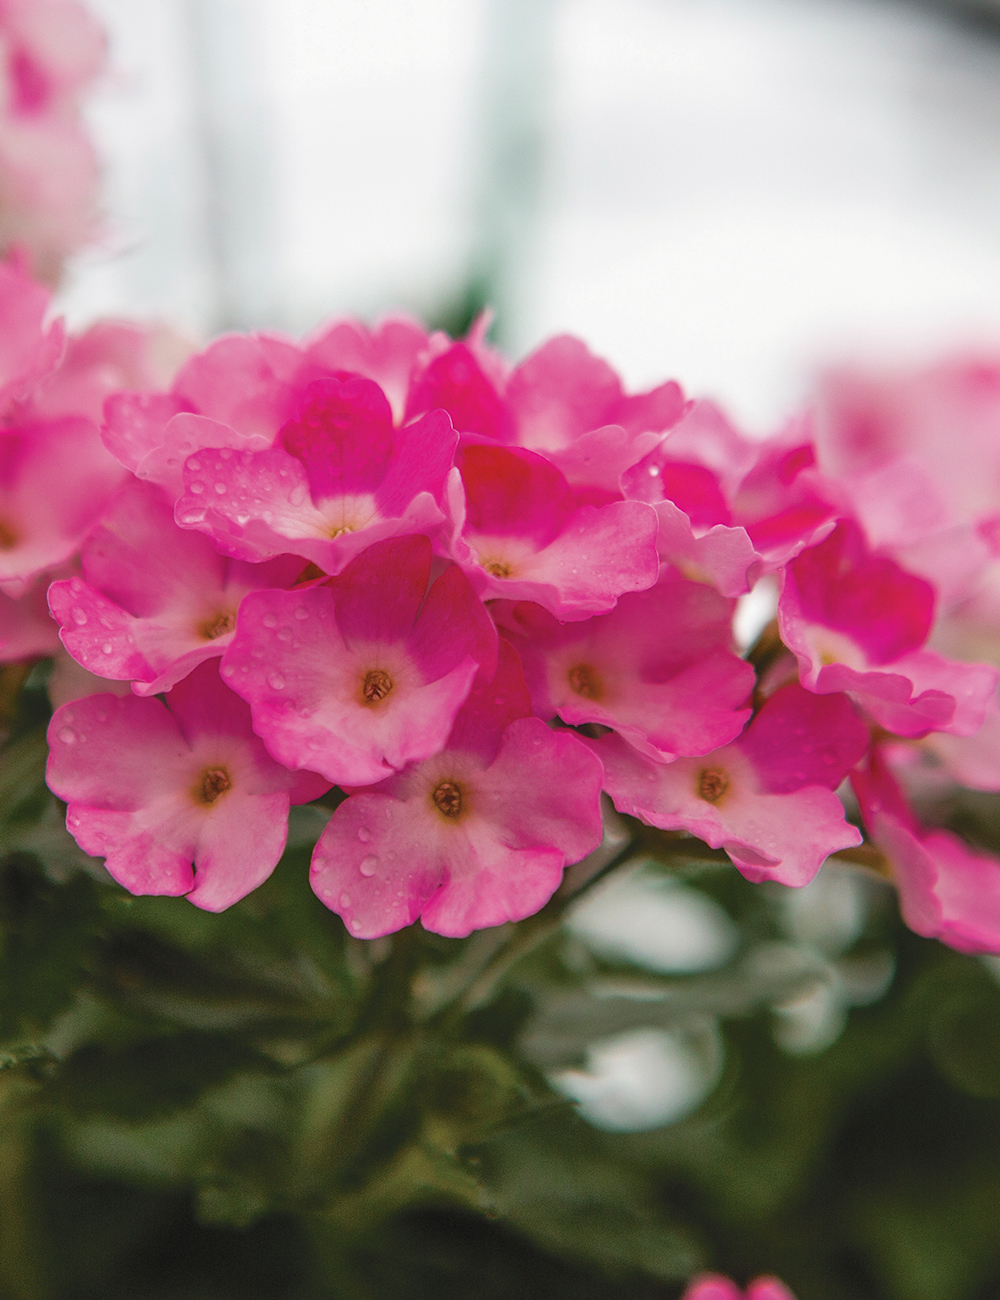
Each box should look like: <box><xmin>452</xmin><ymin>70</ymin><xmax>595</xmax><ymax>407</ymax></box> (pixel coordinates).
<box><xmin>305</xmin><ymin>314</ymin><xmax>429</xmax><ymax>424</ymax></box>
<box><xmin>48</xmin><ymin>478</ymin><xmax>303</xmax><ymax>696</ymax></box>
<box><xmin>220</xmin><ymin>534</ymin><xmax>497</xmax><ymax>787</ymax></box>
<box><xmin>0</xmin><ymin>256</ymin><xmax>62</xmax><ymax>407</ymax></box>
<box><xmin>0</xmin><ymin>0</ymin><xmax>106</xmax><ymax>279</ymax></box>
<box><xmin>779</xmin><ymin>521</ymin><xmax>998</xmax><ymax>737</ymax></box>
<box><xmin>173</xmin><ymin>374</ymin><xmax>457</xmax><ymax>571</ymax></box>
<box><xmin>30</xmin><ymin>319</ymin><xmax>189</xmax><ymax>424</ymax></box>
<box><xmin>588</xmin><ymin>683</ymin><xmax>866</xmax><ymax>885</ymax></box>
<box><xmin>446</xmin><ymin>443</ymin><xmax>659</xmax><ymax>618</ymax></box>
<box><xmin>309</xmin><ymin>641</ymin><xmax>604</xmax><ymax>938</ymax></box>
<box><xmin>495</xmin><ymin>577</ymin><xmax>754</xmax><ymax>761</ymax></box>
<box><xmin>0</xmin><ymin>409</ymin><xmax>126</xmax><ymax>597</ymax></box>
<box><xmin>45</xmin><ymin>660</ymin><xmax>329</xmax><ymax>912</ymax></box>
<box><xmin>624</xmin><ymin>405</ymin><xmax>836</xmax><ymax>597</ymax></box>
<box><xmin>406</xmin><ymin>337</ymin><xmax>513</xmax><ymax>443</ymax></box>
<box><xmin>811</xmin><ymin>358</ymin><xmax>1000</xmax><ymax>606</ymax></box>
<box><xmin>505</xmin><ymin>334</ymin><xmax>687</xmax><ymax>457</ymax></box>
<box><xmin>853</xmin><ymin>749</ymin><xmax>1000</xmax><ymax>954</ymax></box>
<box><xmin>682</xmin><ymin>1274</ymin><xmax>796</xmax><ymax>1300</ymax></box>
<box><xmin>101</xmin><ymin>331</ymin><xmax>312</xmax><ymax>499</ymax></box>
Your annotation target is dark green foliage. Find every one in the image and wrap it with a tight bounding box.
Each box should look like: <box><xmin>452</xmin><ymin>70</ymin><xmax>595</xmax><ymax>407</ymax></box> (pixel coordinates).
<box><xmin>3</xmin><ymin>686</ymin><xmax>1000</xmax><ymax>1298</ymax></box>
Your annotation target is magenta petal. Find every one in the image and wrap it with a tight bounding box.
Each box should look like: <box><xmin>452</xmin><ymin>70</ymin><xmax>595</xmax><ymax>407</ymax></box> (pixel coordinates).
<box><xmin>406</xmin><ymin>342</ymin><xmax>512</xmax><ymax>441</ymax></box>
<box><xmin>46</xmin><ymin>691</ymin><xmax>193</xmax><ymax>810</ymax></box>
<box><xmin>739</xmin><ymin>683</ymin><xmax>869</xmax><ymax>793</ymax></box>
<box><xmin>788</xmin><ymin>521</ymin><xmax>935</xmax><ymax>664</ymax></box>
<box><xmin>329</xmin><ymin>534</ymin><xmax>431</xmax><ymax>647</ymax></box>
<box><xmin>48</xmin><ymin>576</ymin><xmax>151</xmax><ymax>682</ymax></box>
<box><xmin>653</xmin><ymin>501</ymin><xmax>762</xmax><ymax>597</ymax></box>
<box><xmin>306</xmin><ymin>315</ymin><xmax>429</xmax><ymax>423</ymax></box>
<box><xmin>310</xmin><ymin>793</ymin><xmax>443</xmax><ymax>937</ymax></box>
<box><xmin>445</xmin><ymin>639</ymin><xmax>533</xmax><ymax>763</ymax></box>
<box><xmin>407</xmin><ymin>561</ymin><xmax>499</xmax><ymax>687</ymax></box>
<box><xmin>374</xmin><ymin>408</ymin><xmax>458</xmax><ymax>517</ymax></box>
<box><xmin>681</xmin><ymin>1278</ymin><xmax>743</xmax><ymax>1300</ymax></box>
<box><xmin>101</xmin><ymin>391</ymin><xmax>191</xmax><ymax>474</ymax></box>
<box><xmin>0</xmin><ymin>417</ymin><xmax>127</xmax><ymax>593</ymax></box>
<box><xmin>460</xmin><ymin>443</ymin><xmax>576</xmax><ymax>545</ymax></box>
<box><xmin>135</xmin><ymin>412</ymin><xmax>270</xmax><ymax>499</ymax></box>
<box><xmin>186</xmin><ymin>790</ymin><xmax>291</xmax><ymax>912</ymax></box>
<box><xmin>173</xmin><ymin>331</ymin><xmax>307</xmax><ymax>437</ymax></box>
<box><xmin>506</xmin><ymin>334</ymin><xmax>622</xmax><ymax>453</ymax></box>
<box><xmin>592</xmin><ymin>732</ymin><xmax>861</xmax><ymax>887</ymax></box>
<box><xmin>279</xmin><ymin>374</ymin><xmax>394</xmax><ymax>499</ymax></box>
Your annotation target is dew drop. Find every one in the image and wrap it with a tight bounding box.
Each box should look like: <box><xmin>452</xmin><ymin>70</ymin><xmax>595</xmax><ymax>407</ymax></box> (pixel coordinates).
<box><xmin>57</xmin><ymin>726</ymin><xmax>76</xmax><ymax>744</ymax></box>
<box><xmin>213</xmin><ymin>482</ymin><xmax>227</xmax><ymax>495</ymax></box>
<box><xmin>262</xmin><ymin>612</ymin><xmax>278</xmax><ymax>628</ymax></box>
<box><xmin>349</xmin><ymin>918</ymin><xmax>363</xmax><ymax>932</ymax></box>
<box><xmin>294</xmin><ymin>606</ymin><xmax>309</xmax><ymax>621</ymax></box>
<box><xmin>71</xmin><ymin>606</ymin><xmax>88</xmax><ymax>625</ymax></box>
<box><xmin>222</xmin><ymin>664</ymin><xmax>235</xmax><ymax>677</ymax></box>
<box><xmin>357</xmin><ymin>826</ymin><xmax>371</xmax><ymax>842</ymax></box>
<box><xmin>359</xmin><ymin>854</ymin><xmax>378</xmax><ymax>877</ymax></box>
<box><xmin>277</xmin><ymin>627</ymin><xmax>292</xmax><ymax>642</ymax></box>
<box><xmin>189</xmin><ymin>481</ymin><xmax>205</xmax><ymax>495</ymax></box>
<box><xmin>218</xmin><ymin>447</ymin><xmax>233</xmax><ymax>460</ymax></box>
<box><xmin>101</xmin><ymin>642</ymin><xmax>113</xmax><ymax>654</ymax></box>
<box><xmin>68</xmin><ymin>814</ymin><xmax>80</xmax><ymax>827</ymax></box>
<box><xmin>187</xmin><ymin>458</ymin><xmax>201</xmax><ymax>472</ymax></box>
<box><xmin>340</xmin><ymin>892</ymin><xmax>351</xmax><ymax>907</ymax></box>
<box><xmin>267</xmin><ymin>672</ymin><xmax>286</xmax><ymax>690</ymax></box>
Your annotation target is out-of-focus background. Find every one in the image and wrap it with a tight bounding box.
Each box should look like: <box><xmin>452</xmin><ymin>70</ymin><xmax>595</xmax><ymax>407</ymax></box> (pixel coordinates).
<box><xmin>61</xmin><ymin>0</ymin><xmax>1000</xmax><ymax>429</ymax></box>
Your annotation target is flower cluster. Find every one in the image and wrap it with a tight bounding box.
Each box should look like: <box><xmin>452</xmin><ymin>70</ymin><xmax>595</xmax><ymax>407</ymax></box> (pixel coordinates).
<box><xmin>682</xmin><ymin>1275</ymin><xmax>796</xmax><ymax>1300</ymax></box>
<box><xmin>0</xmin><ymin>0</ymin><xmax>106</xmax><ymax>280</ymax></box>
<box><xmin>0</xmin><ymin>258</ymin><xmax>995</xmax><ymax>948</ymax></box>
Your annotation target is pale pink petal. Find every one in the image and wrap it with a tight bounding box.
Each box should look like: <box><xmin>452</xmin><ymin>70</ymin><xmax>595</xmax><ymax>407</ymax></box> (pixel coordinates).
<box><xmin>305</xmin><ymin>314</ymin><xmax>429</xmax><ymax>424</ymax></box>
<box><xmin>592</xmin><ymin>732</ymin><xmax>861</xmax><ymax>887</ymax></box>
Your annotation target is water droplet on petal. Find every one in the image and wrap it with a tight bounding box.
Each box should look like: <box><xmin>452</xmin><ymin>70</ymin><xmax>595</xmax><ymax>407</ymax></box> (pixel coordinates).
<box><xmin>267</xmin><ymin>672</ymin><xmax>286</xmax><ymax>690</ymax></box>
<box><xmin>349</xmin><ymin>918</ymin><xmax>363</xmax><ymax>932</ymax></box>
<box><xmin>214</xmin><ymin>482</ymin><xmax>227</xmax><ymax>495</ymax></box>
<box><xmin>359</xmin><ymin>854</ymin><xmax>378</xmax><ymax>877</ymax></box>
<box><xmin>222</xmin><ymin>664</ymin><xmax>235</xmax><ymax>677</ymax></box>
<box><xmin>262</xmin><ymin>612</ymin><xmax>277</xmax><ymax>628</ymax></box>
<box><xmin>57</xmin><ymin>726</ymin><xmax>76</xmax><ymax>744</ymax></box>
<box><xmin>187</xmin><ymin>458</ymin><xmax>201</xmax><ymax>472</ymax></box>
<box><xmin>71</xmin><ymin>606</ymin><xmax>88</xmax><ymax>625</ymax></box>
<box><xmin>101</xmin><ymin>642</ymin><xmax>113</xmax><ymax>654</ymax></box>
<box><xmin>294</xmin><ymin>606</ymin><xmax>309</xmax><ymax>621</ymax></box>
<box><xmin>357</xmin><ymin>826</ymin><xmax>371</xmax><ymax>842</ymax></box>
<box><xmin>339</xmin><ymin>892</ymin><xmax>351</xmax><ymax>907</ymax></box>
<box><xmin>189</xmin><ymin>481</ymin><xmax>205</xmax><ymax>495</ymax></box>
<box><xmin>277</xmin><ymin>627</ymin><xmax>292</xmax><ymax>641</ymax></box>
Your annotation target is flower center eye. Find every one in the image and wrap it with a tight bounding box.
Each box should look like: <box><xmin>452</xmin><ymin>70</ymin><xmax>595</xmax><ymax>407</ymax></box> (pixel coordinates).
<box><xmin>567</xmin><ymin>662</ymin><xmax>603</xmax><ymax>700</ymax></box>
<box><xmin>484</xmin><ymin>560</ymin><xmax>511</xmax><ymax>578</ymax></box>
<box><xmin>432</xmin><ymin>780</ymin><xmax>462</xmax><ymax>818</ymax></box>
<box><xmin>0</xmin><ymin>519</ymin><xmax>18</xmax><ymax>550</ymax></box>
<box><xmin>200</xmin><ymin>610</ymin><xmax>236</xmax><ymax>640</ymax></box>
<box><xmin>329</xmin><ymin>524</ymin><xmax>354</xmax><ymax>539</ymax></box>
<box><xmin>198</xmin><ymin>767</ymin><xmax>231</xmax><ymax>804</ymax></box>
<box><xmin>362</xmin><ymin>668</ymin><xmax>393</xmax><ymax>703</ymax></box>
<box><xmin>698</xmin><ymin>768</ymin><xmax>729</xmax><ymax>803</ymax></box>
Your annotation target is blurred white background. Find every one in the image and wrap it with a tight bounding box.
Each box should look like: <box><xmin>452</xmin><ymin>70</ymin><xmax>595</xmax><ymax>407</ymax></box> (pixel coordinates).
<box><xmin>57</xmin><ymin>0</ymin><xmax>1000</xmax><ymax>428</ymax></box>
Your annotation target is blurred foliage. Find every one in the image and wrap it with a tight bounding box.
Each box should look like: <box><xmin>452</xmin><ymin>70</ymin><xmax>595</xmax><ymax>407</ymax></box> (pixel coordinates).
<box><xmin>1</xmin><ymin>666</ymin><xmax>1000</xmax><ymax>1299</ymax></box>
